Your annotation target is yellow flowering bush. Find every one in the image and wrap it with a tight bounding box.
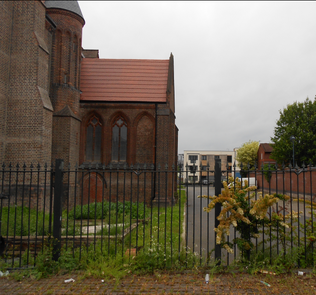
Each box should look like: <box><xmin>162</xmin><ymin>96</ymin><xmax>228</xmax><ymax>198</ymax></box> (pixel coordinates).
<box><xmin>200</xmin><ymin>177</ymin><xmax>291</xmax><ymax>258</ymax></box>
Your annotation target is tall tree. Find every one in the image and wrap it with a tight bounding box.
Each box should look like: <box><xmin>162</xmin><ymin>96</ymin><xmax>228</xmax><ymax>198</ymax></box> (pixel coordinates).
<box><xmin>236</xmin><ymin>140</ymin><xmax>259</xmax><ymax>170</ymax></box>
<box><xmin>271</xmin><ymin>98</ymin><xmax>316</xmax><ymax>166</ymax></box>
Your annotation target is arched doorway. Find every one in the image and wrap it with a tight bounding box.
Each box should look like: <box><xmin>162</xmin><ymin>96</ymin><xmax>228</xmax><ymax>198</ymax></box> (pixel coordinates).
<box><xmin>82</xmin><ymin>172</ymin><xmax>106</xmax><ymax>204</ymax></box>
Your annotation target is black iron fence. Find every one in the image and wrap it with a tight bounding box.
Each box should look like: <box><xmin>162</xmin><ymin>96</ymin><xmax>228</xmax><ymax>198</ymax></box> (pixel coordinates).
<box><xmin>0</xmin><ymin>159</ymin><xmax>315</xmax><ymax>269</ymax></box>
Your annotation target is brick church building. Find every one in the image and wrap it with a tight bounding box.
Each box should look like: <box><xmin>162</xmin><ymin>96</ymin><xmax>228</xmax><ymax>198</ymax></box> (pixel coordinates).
<box><xmin>0</xmin><ymin>1</ymin><xmax>178</xmax><ymax>204</ymax></box>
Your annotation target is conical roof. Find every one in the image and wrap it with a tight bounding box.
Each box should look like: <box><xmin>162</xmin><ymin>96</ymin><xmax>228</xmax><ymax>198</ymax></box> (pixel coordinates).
<box><xmin>45</xmin><ymin>0</ymin><xmax>84</xmax><ymax>21</ymax></box>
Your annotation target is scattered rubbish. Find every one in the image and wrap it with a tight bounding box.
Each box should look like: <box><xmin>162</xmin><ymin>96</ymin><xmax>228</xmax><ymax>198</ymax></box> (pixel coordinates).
<box><xmin>64</xmin><ymin>278</ymin><xmax>75</xmax><ymax>283</ymax></box>
<box><xmin>260</xmin><ymin>281</ymin><xmax>271</xmax><ymax>287</ymax></box>
<box><xmin>205</xmin><ymin>274</ymin><xmax>209</xmax><ymax>284</ymax></box>
<box><xmin>298</xmin><ymin>271</ymin><xmax>306</xmax><ymax>276</ymax></box>
<box><xmin>259</xmin><ymin>270</ymin><xmax>276</xmax><ymax>275</ymax></box>
<box><xmin>0</xmin><ymin>271</ymin><xmax>9</xmax><ymax>277</ymax></box>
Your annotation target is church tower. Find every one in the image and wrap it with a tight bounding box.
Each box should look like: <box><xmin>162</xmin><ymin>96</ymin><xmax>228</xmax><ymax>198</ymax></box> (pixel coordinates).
<box><xmin>45</xmin><ymin>0</ymin><xmax>85</xmax><ymax>166</ymax></box>
<box><xmin>0</xmin><ymin>1</ymin><xmax>54</xmax><ymax>165</ymax></box>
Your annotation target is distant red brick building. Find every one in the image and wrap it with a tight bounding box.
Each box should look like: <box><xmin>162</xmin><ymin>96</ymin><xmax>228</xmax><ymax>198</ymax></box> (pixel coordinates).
<box><xmin>257</xmin><ymin>143</ymin><xmax>276</xmax><ymax>169</ymax></box>
<box><xmin>0</xmin><ymin>1</ymin><xmax>178</xmax><ymax>203</ymax></box>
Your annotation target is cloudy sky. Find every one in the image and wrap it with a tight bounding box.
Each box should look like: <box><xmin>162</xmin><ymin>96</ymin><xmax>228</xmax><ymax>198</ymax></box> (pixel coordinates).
<box><xmin>78</xmin><ymin>1</ymin><xmax>316</xmax><ymax>154</ymax></box>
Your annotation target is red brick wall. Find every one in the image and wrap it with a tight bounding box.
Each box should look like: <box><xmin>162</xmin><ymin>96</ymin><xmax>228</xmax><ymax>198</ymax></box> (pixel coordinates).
<box><xmin>79</xmin><ymin>103</ymin><xmax>157</xmax><ymax>166</ymax></box>
<box><xmin>254</xmin><ymin>168</ymin><xmax>316</xmax><ymax>197</ymax></box>
<box><xmin>1</xmin><ymin>1</ymin><xmax>53</xmax><ymax>165</ymax></box>
<box><xmin>136</xmin><ymin>114</ymin><xmax>155</xmax><ymax>164</ymax></box>
<box><xmin>79</xmin><ymin>102</ymin><xmax>178</xmax><ymax>203</ymax></box>
<box><xmin>257</xmin><ymin>145</ymin><xmax>276</xmax><ymax>169</ymax></box>
<box><xmin>0</xmin><ymin>1</ymin><xmax>14</xmax><ymax>162</ymax></box>
<box><xmin>47</xmin><ymin>7</ymin><xmax>83</xmax><ymax>167</ymax></box>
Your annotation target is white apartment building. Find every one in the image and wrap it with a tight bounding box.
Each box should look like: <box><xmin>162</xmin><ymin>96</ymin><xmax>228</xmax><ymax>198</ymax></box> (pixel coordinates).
<box><xmin>183</xmin><ymin>150</ymin><xmax>240</xmax><ymax>183</ymax></box>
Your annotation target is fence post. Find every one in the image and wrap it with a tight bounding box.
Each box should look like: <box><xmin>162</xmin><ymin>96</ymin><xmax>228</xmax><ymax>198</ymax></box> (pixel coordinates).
<box><xmin>214</xmin><ymin>158</ymin><xmax>222</xmax><ymax>263</ymax></box>
<box><xmin>53</xmin><ymin>159</ymin><xmax>64</xmax><ymax>261</ymax></box>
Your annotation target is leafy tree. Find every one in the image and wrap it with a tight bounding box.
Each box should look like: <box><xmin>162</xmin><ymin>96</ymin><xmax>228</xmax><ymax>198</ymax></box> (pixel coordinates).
<box><xmin>271</xmin><ymin>98</ymin><xmax>316</xmax><ymax>166</ymax></box>
<box><xmin>236</xmin><ymin>140</ymin><xmax>259</xmax><ymax>171</ymax></box>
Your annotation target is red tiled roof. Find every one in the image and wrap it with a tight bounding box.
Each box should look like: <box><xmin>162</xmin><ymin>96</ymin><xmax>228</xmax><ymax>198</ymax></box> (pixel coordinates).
<box><xmin>80</xmin><ymin>58</ymin><xmax>169</xmax><ymax>103</ymax></box>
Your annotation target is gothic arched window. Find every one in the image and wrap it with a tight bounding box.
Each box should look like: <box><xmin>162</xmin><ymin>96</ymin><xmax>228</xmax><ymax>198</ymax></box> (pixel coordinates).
<box><xmin>86</xmin><ymin>116</ymin><xmax>102</xmax><ymax>162</ymax></box>
<box><xmin>112</xmin><ymin>116</ymin><xmax>127</xmax><ymax>162</ymax></box>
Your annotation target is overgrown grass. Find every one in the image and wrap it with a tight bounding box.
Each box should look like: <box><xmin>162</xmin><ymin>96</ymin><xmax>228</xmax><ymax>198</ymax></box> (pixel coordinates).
<box><xmin>1</xmin><ymin>188</ymin><xmax>194</xmax><ymax>279</ymax></box>
<box><xmin>2</xmin><ymin>187</ymin><xmax>315</xmax><ymax>280</ymax></box>
<box><xmin>67</xmin><ymin>200</ymin><xmax>146</xmax><ymax>221</ymax></box>
<box><xmin>0</xmin><ymin>206</ymin><xmax>51</xmax><ymax>236</ymax></box>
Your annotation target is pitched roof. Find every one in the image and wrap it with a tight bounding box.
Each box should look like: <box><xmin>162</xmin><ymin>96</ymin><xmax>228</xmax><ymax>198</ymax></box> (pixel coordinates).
<box><xmin>260</xmin><ymin>143</ymin><xmax>274</xmax><ymax>153</ymax></box>
<box><xmin>79</xmin><ymin>58</ymin><xmax>169</xmax><ymax>103</ymax></box>
<box><xmin>45</xmin><ymin>0</ymin><xmax>84</xmax><ymax>21</ymax></box>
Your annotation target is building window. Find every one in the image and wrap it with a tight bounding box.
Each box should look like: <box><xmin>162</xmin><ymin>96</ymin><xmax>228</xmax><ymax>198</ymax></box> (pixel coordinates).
<box><xmin>227</xmin><ymin>155</ymin><xmax>232</xmax><ymax>163</ymax></box>
<box><xmin>189</xmin><ymin>155</ymin><xmax>198</xmax><ymax>163</ymax></box>
<box><xmin>86</xmin><ymin>116</ymin><xmax>102</xmax><ymax>162</ymax></box>
<box><xmin>112</xmin><ymin>116</ymin><xmax>127</xmax><ymax>162</ymax></box>
<box><xmin>202</xmin><ymin>155</ymin><xmax>207</xmax><ymax>160</ymax></box>
<box><xmin>215</xmin><ymin>155</ymin><xmax>220</xmax><ymax>159</ymax></box>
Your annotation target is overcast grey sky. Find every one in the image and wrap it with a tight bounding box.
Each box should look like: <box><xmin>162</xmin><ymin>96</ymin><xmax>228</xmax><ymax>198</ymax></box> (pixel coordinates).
<box><xmin>78</xmin><ymin>1</ymin><xmax>316</xmax><ymax>154</ymax></box>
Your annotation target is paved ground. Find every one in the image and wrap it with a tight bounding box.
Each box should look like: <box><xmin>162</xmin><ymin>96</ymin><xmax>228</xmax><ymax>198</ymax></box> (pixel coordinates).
<box><xmin>1</xmin><ymin>269</ymin><xmax>316</xmax><ymax>294</ymax></box>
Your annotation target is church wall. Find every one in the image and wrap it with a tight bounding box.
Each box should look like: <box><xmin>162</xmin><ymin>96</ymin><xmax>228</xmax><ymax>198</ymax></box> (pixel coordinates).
<box><xmin>0</xmin><ymin>1</ymin><xmax>14</xmax><ymax>163</ymax></box>
<box><xmin>135</xmin><ymin>114</ymin><xmax>155</xmax><ymax>164</ymax></box>
<box><xmin>1</xmin><ymin>1</ymin><xmax>53</xmax><ymax>165</ymax></box>
<box><xmin>47</xmin><ymin>8</ymin><xmax>84</xmax><ymax>167</ymax></box>
<box><xmin>52</xmin><ymin>115</ymin><xmax>80</xmax><ymax>168</ymax></box>
<box><xmin>47</xmin><ymin>9</ymin><xmax>83</xmax><ymax>115</ymax></box>
<box><xmin>79</xmin><ymin>103</ymin><xmax>156</xmax><ymax>166</ymax></box>
<box><xmin>80</xmin><ymin>102</ymin><xmax>177</xmax><ymax>204</ymax></box>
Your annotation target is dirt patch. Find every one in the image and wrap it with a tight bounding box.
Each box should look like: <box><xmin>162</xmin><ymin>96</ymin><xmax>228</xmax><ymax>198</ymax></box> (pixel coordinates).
<box><xmin>1</xmin><ymin>270</ymin><xmax>316</xmax><ymax>294</ymax></box>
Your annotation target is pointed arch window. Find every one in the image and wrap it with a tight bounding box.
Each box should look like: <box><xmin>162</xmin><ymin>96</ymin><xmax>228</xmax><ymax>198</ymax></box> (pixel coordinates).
<box><xmin>86</xmin><ymin>116</ymin><xmax>102</xmax><ymax>162</ymax></box>
<box><xmin>112</xmin><ymin>116</ymin><xmax>127</xmax><ymax>162</ymax></box>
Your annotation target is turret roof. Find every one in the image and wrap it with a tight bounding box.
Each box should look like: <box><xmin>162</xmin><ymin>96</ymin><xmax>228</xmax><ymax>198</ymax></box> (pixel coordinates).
<box><xmin>45</xmin><ymin>0</ymin><xmax>84</xmax><ymax>21</ymax></box>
